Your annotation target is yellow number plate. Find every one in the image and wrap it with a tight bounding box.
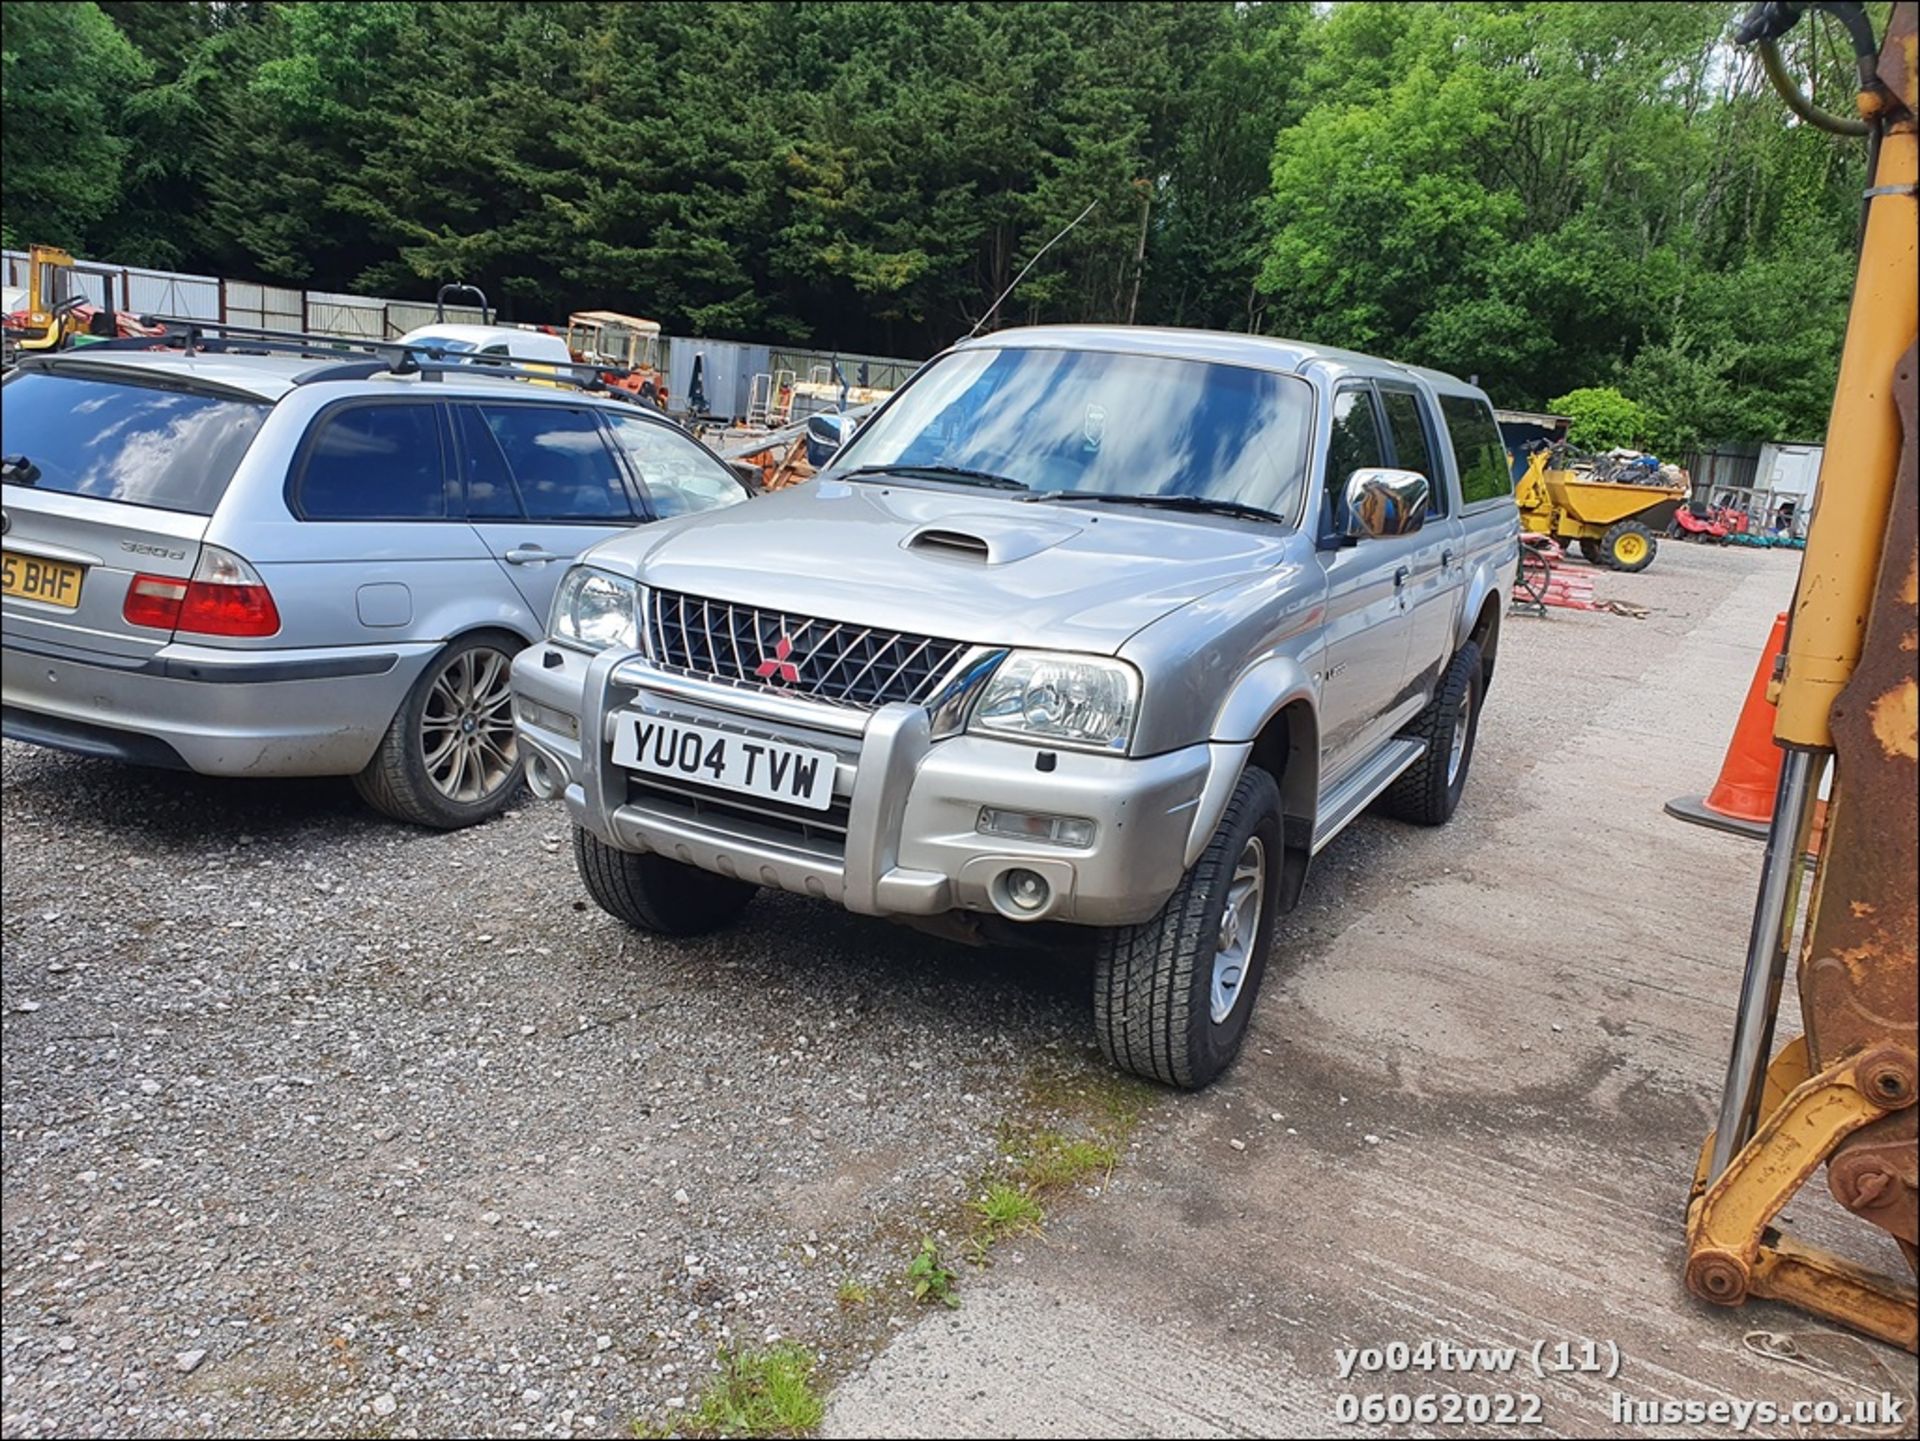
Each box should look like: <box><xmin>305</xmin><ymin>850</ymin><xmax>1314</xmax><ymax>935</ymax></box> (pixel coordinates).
<box><xmin>1</xmin><ymin>551</ymin><xmax>86</xmax><ymax>610</ymax></box>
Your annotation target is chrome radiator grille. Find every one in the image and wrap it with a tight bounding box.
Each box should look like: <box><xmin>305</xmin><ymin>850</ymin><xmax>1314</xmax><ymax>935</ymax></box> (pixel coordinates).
<box><xmin>646</xmin><ymin>589</ymin><xmax>969</xmax><ymax>709</ymax></box>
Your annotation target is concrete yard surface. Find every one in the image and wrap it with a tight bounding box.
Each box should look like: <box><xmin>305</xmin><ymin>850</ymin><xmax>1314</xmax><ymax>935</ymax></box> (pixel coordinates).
<box><xmin>825</xmin><ymin>543</ymin><xmax>1917</xmax><ymax>1439</ymax></box>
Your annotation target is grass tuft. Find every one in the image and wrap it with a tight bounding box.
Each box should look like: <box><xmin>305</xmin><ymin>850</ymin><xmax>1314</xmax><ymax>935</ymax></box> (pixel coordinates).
<box><xmin>835</xmin><ymin>1278</ymin><xmax>869</xmax><ymax>1309</ymax></box>
<box><xmin>969</xmin><ymin>1180</ymin><xmax>1045</xmax><ymax>1237</ymax></box>
<box><xmin>641</xmin><ymin>1343</ymin><xmax>823</xmax><ymax>1438</ymax></box>
<box><xmin>1009</xmin><ymin>1129</ymin><xmax>1119</xmax><ymax>1192</ymax></box>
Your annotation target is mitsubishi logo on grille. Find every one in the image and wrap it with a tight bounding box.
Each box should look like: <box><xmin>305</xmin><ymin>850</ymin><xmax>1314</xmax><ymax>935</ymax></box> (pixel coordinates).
<box><xmin>755</xmin><ymin>633</ymin><xmax>801</xmax><ymax>685</ymax></box>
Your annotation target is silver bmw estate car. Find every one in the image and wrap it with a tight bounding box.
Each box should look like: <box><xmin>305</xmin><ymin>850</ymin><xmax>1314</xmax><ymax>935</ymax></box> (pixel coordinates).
<box><xmin>1</xmin><ymin>333</ymin><xmax>749</xmax><ymax>827</ymax></box>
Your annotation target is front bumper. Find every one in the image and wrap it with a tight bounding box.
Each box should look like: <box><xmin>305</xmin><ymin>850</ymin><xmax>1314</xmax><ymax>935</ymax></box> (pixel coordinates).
<box><xmin>511</xmin><ymin>643</ymin><xmax>1220</xmax><ymax>927</ymax></box>
<box><xmin>2</xmin><ymin>635</ymin><xmax>427</xmax><ymax>777</ymax></box>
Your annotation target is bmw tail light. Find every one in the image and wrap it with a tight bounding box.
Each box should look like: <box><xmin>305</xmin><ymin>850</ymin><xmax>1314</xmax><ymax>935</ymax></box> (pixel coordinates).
<box><xmin>123</xmin><ymin>545</ymin><xmax>280</xmax><ymax>637</ymax></box>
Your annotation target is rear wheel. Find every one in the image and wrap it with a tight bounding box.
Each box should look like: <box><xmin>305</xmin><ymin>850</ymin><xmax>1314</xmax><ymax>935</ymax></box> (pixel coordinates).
<box><xmin>1093</xmin><ymin>766</ymin><xmax>1281</xmax><ymax>1090</ymax></box>
<box><xmin>573</xmin><ymin>826</ymin><xmax>757</xmax><ymax>936</ymax></box>
<box><xmin>353</xmin><ymin>633</ymin><xmax>524</xmax><ymax>829</ymax></box>
<box><xmin>1375</xmin><ymin>640</ymin><xmax>1483</xmax><ymax>827</ymax></box>
<box><xmin>1599</xmin><ymin>519</ymin><xmax>1657</xmax><ymax>572</ymax></box>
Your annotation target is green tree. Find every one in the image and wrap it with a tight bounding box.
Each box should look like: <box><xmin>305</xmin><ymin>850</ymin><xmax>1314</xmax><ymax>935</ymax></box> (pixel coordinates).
<box><xmin>1550</xmin><ymin>387</ymin><xmax>1654</xmax><ymax>450</ymax></box>
<box><xmin>0</xmin><ymin>1</ymin><xmax>149</xmax><ymax>250</ymax></box>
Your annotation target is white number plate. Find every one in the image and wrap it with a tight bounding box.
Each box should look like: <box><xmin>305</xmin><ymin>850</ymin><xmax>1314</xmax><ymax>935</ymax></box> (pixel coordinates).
<box><xmin>611</xmin><ymin>713</ymin><xmax>836</xmax><ymax>812</ymax></box>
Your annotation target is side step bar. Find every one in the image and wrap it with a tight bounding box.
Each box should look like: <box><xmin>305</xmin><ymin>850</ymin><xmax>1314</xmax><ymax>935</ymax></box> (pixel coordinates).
<box><xmin>1311</xmin><ymin>737</ymin><xmax>1426</xmax><ymax>854</ymax></box>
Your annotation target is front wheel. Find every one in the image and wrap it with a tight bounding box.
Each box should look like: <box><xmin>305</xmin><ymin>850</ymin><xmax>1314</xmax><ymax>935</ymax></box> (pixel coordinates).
<box><xmin>1599</xmin><ymin>519</ymin><xmax>1657</xmax><ymax>572</ymax></box>
<box><xmin>573</xmin><ymin>827</ymin><xmax>757</xmax><ymax>936</ymax></box>
<box><xmin>1093</xmin><ymin>766</ymin><xmax>1281</xmax><ymax>1090</ymax></box>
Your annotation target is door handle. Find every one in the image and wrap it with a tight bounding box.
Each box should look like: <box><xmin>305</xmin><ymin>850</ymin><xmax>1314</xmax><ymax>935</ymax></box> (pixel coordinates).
<box><xmin>1393</xmin><ymin>565</ymin><xmax>1411</xmax><ymax>588</ymax></box>
<box><xmin>1441</xmin><ymin>548</ymin><xmax>1455</xmax><ymax>569</ymax></box>
<box><xmin>503</xmin><ymin>546</ymin><xmax>554</xmax><ymax>565</ymax></box>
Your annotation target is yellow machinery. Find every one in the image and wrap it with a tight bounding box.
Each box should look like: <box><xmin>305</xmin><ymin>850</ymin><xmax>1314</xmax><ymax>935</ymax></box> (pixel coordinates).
<box><xmin>565</xmin><ymin>310</ymin><xmax>665</xmax><ymax>403</ymax></box>
<box><xmin>1515</xmin><ymin>448</ymin><xmax>1687</xmax><ymax>571</ymax></box>
<box><xmin>1685</xmin><ymin>0</ymin><xmax>1917</xmax><ymax>1353</ymax></box>
<box><xmin>2</xmin><ymin>245</ymin><xmax>83</xmax><ymax>357</ymax></box>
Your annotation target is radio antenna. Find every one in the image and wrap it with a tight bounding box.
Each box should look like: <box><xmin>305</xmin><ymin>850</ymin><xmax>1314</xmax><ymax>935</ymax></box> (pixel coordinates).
<box><xmin>968</xmin><ymin>198</ymin><xmax>1102</xmax><ymax>339</ymax></box>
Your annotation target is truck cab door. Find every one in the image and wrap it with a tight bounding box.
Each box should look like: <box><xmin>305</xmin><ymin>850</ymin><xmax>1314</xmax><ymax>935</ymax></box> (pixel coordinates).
<box><xmin>1315</xmin><ymin>383</ymin><xmax>1418</xmax><ymax>783</ymax></box>
<box><xmin>1377</xmin><ymin>383</ymin><xmax>1465</xmax><ymax>700</ymax></box>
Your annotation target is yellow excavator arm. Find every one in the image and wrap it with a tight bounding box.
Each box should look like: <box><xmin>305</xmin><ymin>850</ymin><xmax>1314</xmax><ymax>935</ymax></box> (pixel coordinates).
<box><xmin>1685</xmin><ymin>0</ymin><xmax>1918</xmax><ymax>1354</ymax></box>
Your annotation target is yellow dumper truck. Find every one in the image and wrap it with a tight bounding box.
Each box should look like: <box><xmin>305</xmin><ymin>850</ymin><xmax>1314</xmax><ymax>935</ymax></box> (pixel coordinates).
<box><xmin>1516</xmin><ymin>448</ymin><xmax>1688</xmax><ymax>572</ymax></box>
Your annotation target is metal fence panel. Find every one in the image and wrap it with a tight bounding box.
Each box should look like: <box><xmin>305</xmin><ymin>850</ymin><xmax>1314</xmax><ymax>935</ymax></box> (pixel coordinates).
<box><xmin>382</xmin><ymin>299</ymin><xmax>488</xmax><ymax>337</ymax></box>
<box><xmin>305</xmin><ymin>292</ymin><xmax>386</xmax><ymax>340</ymax></box>
<box><xmin>225</xmin><ymin>281</ymin><xmax>304</xmax><ymax>331</ymax></box>
<box><xmin>1686</xmin><ymin>446</ymin><xmax>1762</xmax><ymax>503</ymax></box>
<box><xmin>120</xmin><ymin>265</ymin><xmax>219</xmax><ymax>321</ymax></box>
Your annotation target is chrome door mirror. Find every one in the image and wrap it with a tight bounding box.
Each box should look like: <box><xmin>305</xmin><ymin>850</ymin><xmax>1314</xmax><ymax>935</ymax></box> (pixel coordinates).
<box><xmin>805</xmin><ymin>412</ymin><xmax>853</xmax><ymax>467</ymax></box>
<box><xmin>1342</xmin><ymin>468</ymin><xmax>1429</xmax><ymax>539</ymax></box>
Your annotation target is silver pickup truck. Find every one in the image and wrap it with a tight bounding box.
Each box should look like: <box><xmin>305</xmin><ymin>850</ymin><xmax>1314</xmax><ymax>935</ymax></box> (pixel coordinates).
<box><xmin>510</xmin><ymin>326</ymin><xmax>1520</xmax><ymax>1087</ymax></box>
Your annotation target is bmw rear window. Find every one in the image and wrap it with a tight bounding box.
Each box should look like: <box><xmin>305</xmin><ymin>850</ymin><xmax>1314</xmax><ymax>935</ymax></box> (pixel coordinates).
<box><xmin>0</xmin><ymin>369</ymin><xmax>269</xmax><ymax>516</ymax></box>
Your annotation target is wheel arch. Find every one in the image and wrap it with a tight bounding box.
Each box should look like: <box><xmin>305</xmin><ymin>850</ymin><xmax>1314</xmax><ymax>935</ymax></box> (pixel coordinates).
<box><xmin>1467</xmin><ymin>590</ymin><xmax>1502</xmax><ymax>687</ymax></box>
<box><xmin>1250</xmin><ymin>698</ymin><xmax>1318</xmax><ymax>912</ymax></box>
<box><xmin>1203</xmin><ymin>656</ymin><xmax>1320</xmax><ymax>913</ymax></box>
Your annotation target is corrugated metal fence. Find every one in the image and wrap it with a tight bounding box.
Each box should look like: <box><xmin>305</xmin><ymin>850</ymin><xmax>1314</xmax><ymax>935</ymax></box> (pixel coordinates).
<box><xmin>2</xmin><ymin>249</ymin><xmax>925</xmax><ymax>389</ymax></box>
<box><xmin>1684</xmin><ymin>444</ymin><xmax>1763</xmax><ymax>504</ymax></box>
<box><xmin>2</xmin><ymin>251</ymin><xmax>486</xmax><ymax>339</ymax></box>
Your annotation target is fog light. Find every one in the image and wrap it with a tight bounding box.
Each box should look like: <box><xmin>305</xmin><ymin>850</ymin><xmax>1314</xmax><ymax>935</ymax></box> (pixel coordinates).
<box><xmin>1004</xmin><ymin>868</ymin><xmax>1050</xmax><ymax>912</ymax></box>
<box><xmin>977</xmin><ymin>807</ymin><xmax>1095</xmax><ymax>848</ymax></box>
<box><xmin>515</xmin><ymin>698</ymin><xmax>579</xmax><ymax>739</ymax></box>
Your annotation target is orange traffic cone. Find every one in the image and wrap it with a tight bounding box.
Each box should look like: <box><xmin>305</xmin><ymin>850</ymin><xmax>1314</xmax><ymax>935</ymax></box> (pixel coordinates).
<box><xmin>1665</xmin><ymin>612</ymin><xmax>1826</xmax><ymax>852</ymax></box>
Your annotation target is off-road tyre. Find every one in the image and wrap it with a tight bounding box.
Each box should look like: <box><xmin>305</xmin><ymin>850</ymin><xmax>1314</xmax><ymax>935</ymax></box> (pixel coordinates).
<box><xmin>1093</xmin><ymin>766</ymin><xmax>1282</xmax><ymax>1090</ymax></box>
<box><xmin>1599</xmin><ymin>518</ymin><xmax>1657</xmax><ymax>572</ymax></box>
<box><xmin>573</xmin><ymin>826</ymin><xmax>757</xmax><ymax>936</ymax></box>
<box><xmin>1374</xmin><ymin>639</ymin><xmax>1483</xmax><ymax>827</ymax></box>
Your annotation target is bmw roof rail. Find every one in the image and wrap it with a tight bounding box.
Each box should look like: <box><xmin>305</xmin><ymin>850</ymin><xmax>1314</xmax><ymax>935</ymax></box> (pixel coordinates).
<box><xmin>104</xmin><ymin>316</ymin><xmax>651</xmax><ymax>398</ymax></box>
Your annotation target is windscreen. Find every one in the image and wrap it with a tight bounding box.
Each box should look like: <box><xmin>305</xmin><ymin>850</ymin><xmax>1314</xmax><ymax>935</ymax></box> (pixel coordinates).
<box><xmin>831</xmin><ymin>345</ymin><xmax>1313</xmax><ymax>521</ymax></box>
<box><xmin>0</xmin><ymin>369</ymin><xmax>269</xmax><ymax>516</ymax></box>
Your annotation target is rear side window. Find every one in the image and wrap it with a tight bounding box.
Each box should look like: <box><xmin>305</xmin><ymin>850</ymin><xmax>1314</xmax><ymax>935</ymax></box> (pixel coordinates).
<box><xmin>1439</xmin><ymin>396</ymin><xmax>1514</xmax><ymax>507</ymax></box>
<box><xmin>475</xmin><ymin>405</ymin><xmax>634</xmax><ymax>521</ymax></box>
<box><xmin>605</xmin><ymin>414</ymin><xmax>748</xmax><ymax>519</ymax></box>
<box><xmin>1379</xmin><ymin>388</ymin><xmax>1446</xmax><ymax>516</ymax></box>
<box><xmin>453</xmin><ymin>405</ymin><xmax>521</xmax><ymax>518</ymax></box>
<box><xmin>0</xmin><ymin>369</ymin><xmax>267</xmax><ymax>516</ymax></box>
<box><xmin>297</xmin><ymin>402</ymin><xmax>447</xmax><ymax>519</ymax></box>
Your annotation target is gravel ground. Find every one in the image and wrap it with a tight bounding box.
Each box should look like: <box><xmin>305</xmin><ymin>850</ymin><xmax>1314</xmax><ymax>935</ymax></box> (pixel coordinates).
<box><xmin>0</xmin><ymin>746</ymin><xmax>1154</xmax><ymax>1437</ymax></box>
<box><xmin>1</xmin><ymin>540</ymin><xmax>1808</xmax><ymax>1438</ymax></box>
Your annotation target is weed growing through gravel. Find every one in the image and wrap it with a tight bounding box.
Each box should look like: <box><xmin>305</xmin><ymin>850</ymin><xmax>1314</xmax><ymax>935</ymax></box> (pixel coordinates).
<box><xmin>1010</xmin><ymin>1130</ymin><xmax>1118</xmax><ymax>1191</ymax></box>
<box><xmin>970</xmin><ymin>1180</ymin><xmax>1045</xmax><ymax>1238</ymax></box>
<box><xmin>636</xmin><ymin>1343</ymin><xmax>824</xmax><ymax>1438</ymax></box>
<box><xmin>905</xmin><ymin>1236</ymin><xmax>960</xmax><ymax>1308</ymax></box>
<box><xmin>835</xmin><ymin>1279</ymin><xmax>869</xmax><ymax>1309</ymax></box>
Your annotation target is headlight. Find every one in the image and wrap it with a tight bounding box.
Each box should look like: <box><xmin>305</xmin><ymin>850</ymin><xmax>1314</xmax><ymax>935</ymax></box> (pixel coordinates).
<box><xmin>969</xmin><ymin>651</ymin><xmax>1139</xmax><ymax>752</ymax></box>
<box><xmin>551</xmin><ymin>567</ymin><xmax>641</xmax><ymax>652</ymax></box>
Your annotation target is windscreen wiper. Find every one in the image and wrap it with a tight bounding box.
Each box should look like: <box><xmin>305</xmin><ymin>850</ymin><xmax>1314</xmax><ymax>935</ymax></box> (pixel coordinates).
<box><xmin>1027</xmin><ymin>490</ymin><xmax>1283</xmax><ymax>523</ymax></box>
<box><xmin>841</xmin><ymin>463</ymin><xmax>1030</xmax><ymax>492</ymax></box>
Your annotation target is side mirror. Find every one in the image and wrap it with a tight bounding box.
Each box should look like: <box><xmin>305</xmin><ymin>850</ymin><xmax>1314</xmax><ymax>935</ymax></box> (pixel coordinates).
<box><xmin>805</xmin><ymin>412</ymin><xmax>851</xmax><ymax>468</ymax></box>
<box><xmin>1342</xmin><ymin>467</ymin><xmax>1429</xmax><ymax>540</ymax></box>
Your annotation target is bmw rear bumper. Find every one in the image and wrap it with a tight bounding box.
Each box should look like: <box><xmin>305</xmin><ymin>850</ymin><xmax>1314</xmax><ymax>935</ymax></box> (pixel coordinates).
<box><xmin>2</xmin><ymin>635</ymin><xmax>429</xmax><ymax>777</ymax></box>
